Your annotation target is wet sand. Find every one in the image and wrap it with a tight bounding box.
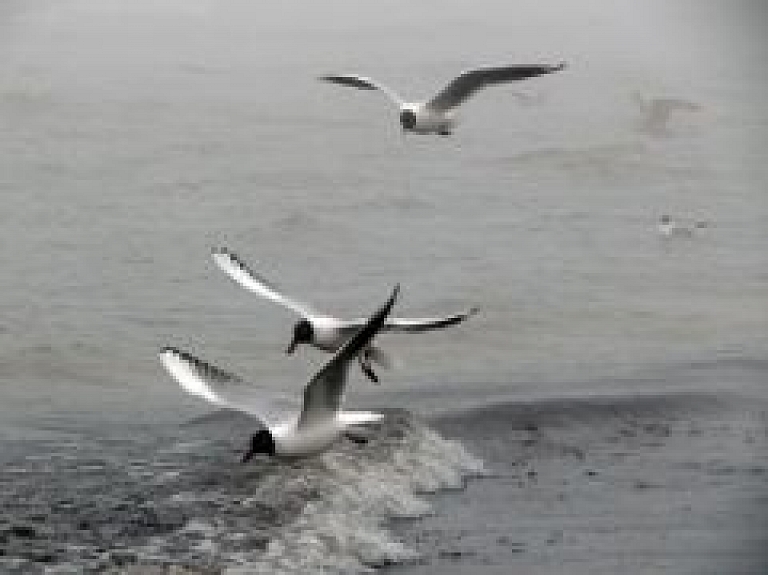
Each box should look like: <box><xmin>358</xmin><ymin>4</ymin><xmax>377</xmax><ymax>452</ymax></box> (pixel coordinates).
<box><xmin>397</xmin><ymin>391</ymin><xmax>768</xmax><ymax>574</ymax></box>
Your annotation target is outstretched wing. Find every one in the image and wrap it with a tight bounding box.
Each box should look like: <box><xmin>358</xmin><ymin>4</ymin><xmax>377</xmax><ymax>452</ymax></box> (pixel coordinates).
<box><xmin>384</xmin><ymin>307</ymin><xmax>479</xmax><ymax>333</ymax></box>
<box><xmin>298</xmin><ymin>285</ymin><xmax>399</xmax><ymax>428</ymax></box>
<box><xmin>319</xmin><ymin>74</ymin><xmax>404</xmax><ymax>107</ymax></box>
<box><xmin>427</xmin><ymin>62</ymin><xmax>566</xmax><ymax>112</ymax></box>
<box><xmin>160</xmin><ymin>347</ymin><xmax>300</xmax><ymax>429</ymax></box>
<box><xmin>212</xmin><ymin>248</ymin><xmax>316</xmax><ymax>318</ymax></box>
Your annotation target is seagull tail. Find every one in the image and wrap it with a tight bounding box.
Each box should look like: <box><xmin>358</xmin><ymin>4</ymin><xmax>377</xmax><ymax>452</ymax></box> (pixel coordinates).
<box><xmin>339</xmin><ymin>411</ymin><xmax>385</xmax><ymax>426</ymax></box>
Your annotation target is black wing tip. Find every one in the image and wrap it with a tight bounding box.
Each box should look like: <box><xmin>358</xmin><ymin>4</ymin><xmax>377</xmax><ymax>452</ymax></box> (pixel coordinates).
<box><xmin>387</xmin><ymin>284</ymin><xmax>401</xmax><ymax>310</ymax></box>
<box><xmin>378</xmin><ymin>284</ymin><xmax>400</xmax><ymax>323</ymax></box>
<box><xmin>319</xmin><ymin>74</ymin><xmax>377</xmax><ymax>90</ymax></box>
<box><xmin>161</xmin><ymin>346</ymin><xmax>181</xmax><ymax>357</ymax></box>
<box><xmin>212</xmin><ymin>246</ymin><xmax>250</xmax><ymax>271</ymax></box>
<box><xmin>355</xmin><ymin>284</ymin><xmax>400</xmax><ymax>344</ymax></box>
<box><xmin>160</xmin><ymin>346</ymin><xmax>196</xmax><ymax>363</ymax></box>
<box><xmin>467</xmin><ymin>61</ymin><xmax>566</xmax><ymax>74</ymax></box>
<box><xmin>160</xmin><ymin>346</ymin><xmax>199</xmax><ymax>366</ymax></box>
<box><xmin>368</xmin><ymin>284</ymin><xmax>400</xmax><ymax>327</ymax></box>
<box><xmin>213</xmin><ymin>248</ymin><xmax>283</xmax><ymax>293</ymax></box>
<box><xmin>212</xmin><ymin>246</ymin><xmax>238</xmax><ymax>260</ymax></box>
<box><xmin>161</xmin><ymin>346</ymin><xmax>239</xmax><ymax>382</ymax></box>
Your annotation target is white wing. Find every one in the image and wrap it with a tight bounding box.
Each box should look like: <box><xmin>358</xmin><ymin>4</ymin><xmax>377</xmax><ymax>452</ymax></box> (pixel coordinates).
<box><xmin>319</xmin><ymin>74</ymin><xmax>405</xmax><ymax>107</ymax></box>
<box><xmin>160</xmin><ymin>347</ymin><xmax>300</xmax><ymax>429</ymax></box>
<box><xmin>384</xmin><ymin>307</ymin><xmax>479</xmax><ymax>333</ymax></box>
<box><xmin>427</xmin><ymin>62</ymin><xmax>566</xmax><ymax>112</ymax></box>
<box><xmin>298</xmin><ymin>285</ymin><xmax>399</xmax><ymax>428</ymax></box>
<box><xmin>212</xmin><ymin>248</ymin><xmax>317</xmax><ymax>318</ymax></box>
<box><xmin>345</xmin><ymin>307</ymin><xmax>479</xmax><ymax>333</ymax></box>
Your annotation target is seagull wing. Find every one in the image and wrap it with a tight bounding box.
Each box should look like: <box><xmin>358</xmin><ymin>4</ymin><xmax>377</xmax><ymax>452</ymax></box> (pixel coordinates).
<box><xmin>160</xmin><ymin>347</ymin><xmax>300</xmax><ymax>429</ymax></box>
<box><xmin>427</xmin><ymin>62</ymin><xmax>566</xmax><ymax>112</ymax></box>
<box><xmin>212</xmin><ymin>248</ymin><xmax>317</xmax><ymax>318</ymax></box>
<box><xmin>298</xmin><ymin>285</ymin><xmax>399</xmax><ymax>428</ymax></box>
<box><xmin>319</xmin><ymin>74</ymin><xmax>404</xmax><ymax>107</ymax></box>
<box><xmin>384</xmin><ymin>307</ymin><xmax>479</xmax><ymax>333</ymax></box>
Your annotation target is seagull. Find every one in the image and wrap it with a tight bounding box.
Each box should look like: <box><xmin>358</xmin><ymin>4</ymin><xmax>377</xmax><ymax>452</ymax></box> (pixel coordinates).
<box><xmin>160</xmin><ymin>285</ymin><xmax>399</xmax><ymax>461</ymax></box>
<box><xmin>634</xmin><ymin>93</ymin><xmax>700</xmax><ymax>135</ymax></box>
<box><xmin>319</xmin><ymin>62</ymin><xmax>566</xmax><ymax>135</ymax></box>
<box><xmin>657</xmin><ymin>214</ymin><xmax>709</xmax><ymax>238</ymax></box>
<box><xmin>212</xmin><ymin>248</ymin><xmax>478</xmax><ymax>384</ymax></box>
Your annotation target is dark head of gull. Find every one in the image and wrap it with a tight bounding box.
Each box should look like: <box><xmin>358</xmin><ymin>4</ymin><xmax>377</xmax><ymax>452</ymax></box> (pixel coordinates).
<box><xmin>242</xmin><ymin>429</ymin><xmax>276</xmax><ymax>462</ymax></box>
<box><xmin>399</xmin><ymin>109</ymin><xmax>417</xmax><ymax>131</ymax></box>
<box><xmin>286</xmin><ymin>319</ymin><xmax>314</xmax><ymax>354</ymax></box>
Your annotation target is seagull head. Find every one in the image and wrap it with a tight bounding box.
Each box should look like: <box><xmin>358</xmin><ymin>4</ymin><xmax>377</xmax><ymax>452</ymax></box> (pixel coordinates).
<box><xmin>399</xmin><ymin>109</ymin><xmax>417</xmax><ymax>131</ymax></box>
<box><xmin>286</xmin><ymin>319</ymin><xmax>314</xmax><ymax>354</ymax></box>
<box><xmin>241</xmin><ymin>429</ymin><xmax>276</xmax><ymax>462</ymax></box>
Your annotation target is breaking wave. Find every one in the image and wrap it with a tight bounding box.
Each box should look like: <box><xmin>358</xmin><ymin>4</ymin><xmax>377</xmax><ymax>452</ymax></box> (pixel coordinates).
<box><xmin>0</xmin><ymin>410</ymin><xmax>484</xmax><ymax>574</ymax></box>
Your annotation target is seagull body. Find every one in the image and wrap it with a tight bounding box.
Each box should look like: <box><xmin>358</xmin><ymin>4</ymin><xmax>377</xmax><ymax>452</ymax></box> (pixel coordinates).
<box><xmin>295</xmin><ymin>314</ymin><xmax>357</xmax><ymax>353</ymax></box>
<box><xmin>320</xmin><ymin>63</ymin><xmax>566</xmax><ymax>135</ymax></box>
<box><xmin>397</xmin><ymin>103</ymin><xmax>457</xmax><ymax>136</ymax></box>
<box><xmin>212</xmin><ymin>248</ymin><xmax>478</xmax><ymax>383</ymax></box>
<box><xmin>160</xmin><ymin>287</ymin><xmax>399</xmax><ymax>460</ymax></box>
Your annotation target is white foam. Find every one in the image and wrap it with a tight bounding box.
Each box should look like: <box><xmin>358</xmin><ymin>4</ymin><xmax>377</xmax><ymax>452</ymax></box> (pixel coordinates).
<box><xmin>225</xmin><ymin>419</ymin><xmax>486</xmax><ymax>574</ymax></box>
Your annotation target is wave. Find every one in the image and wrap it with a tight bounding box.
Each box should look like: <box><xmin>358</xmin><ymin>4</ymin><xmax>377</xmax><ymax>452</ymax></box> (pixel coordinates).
<box><xmin>0</xmin><ymin>410</ymin><xmax>484</xmax><ymax>574</ymax></box>
<box><xmin>434</xmin><ymin>389</ymin><xmax>731</xmax><ymax>431</ymax></box>
<box><xmin>179</xmin><ymin>412</ymin><xmax>485</xmax><ymax>574</ymax></box>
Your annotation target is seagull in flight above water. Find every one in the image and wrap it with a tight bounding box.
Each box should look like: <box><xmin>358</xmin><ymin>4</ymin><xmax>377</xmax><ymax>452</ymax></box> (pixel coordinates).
<box><xmin>319</xmin><ymin>62</ymin><xmax>566</xmax><ymax>135</ymax></box>
<box><xmin>212</xmin><ymin>248</ymin><xmax>478</xmax><ymax>384</ymax></box>
<box><xmin>160</xmin><ymin>285</ymin><xmax>399</xmax><ymax>461</ymax></box>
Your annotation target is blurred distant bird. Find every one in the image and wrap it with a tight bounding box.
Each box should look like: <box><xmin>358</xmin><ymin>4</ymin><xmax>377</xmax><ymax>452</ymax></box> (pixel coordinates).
<box><xmin>160</xmin><ymin>286</ymin><xmax>398</xmax><ymax>461</ymax></box>
<box><xmin>634</xmin><ymin>93</ymin><xmax>700</xmax><ymax>135</ymax></box>
<box><xmin>320</xmin><ymin>62</ymin><xmax>566</xmax><ymax>135</ymax></box>
<box><xmin>657</xmin><ymin>214</ymin><xmax>710</xmax><ymax>238</ymax></box>
<box><xmin>212</xmin><ymin>248</ymin><xmax>478</xmax><ymax>383</ymax></box>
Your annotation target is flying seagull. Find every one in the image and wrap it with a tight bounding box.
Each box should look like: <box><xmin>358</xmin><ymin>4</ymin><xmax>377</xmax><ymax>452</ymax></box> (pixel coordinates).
<box><xmin>160</xmin><ymin>285</ymin><xmax>399</xmax><ymax>461</ymax></box>
<box><xmin>212</xmin><ymin>248</ymin><xmax>478</xmax><ymax>384</ymax></box>
<box><xmin>319</xmin><ymin>62</ymin><xmax>566</xmax><ymax>135</ymax></box>
<box><xmin>633</xmin><ymin>93</ymin><xmax>700</xmax><ymax>135</ymax></box>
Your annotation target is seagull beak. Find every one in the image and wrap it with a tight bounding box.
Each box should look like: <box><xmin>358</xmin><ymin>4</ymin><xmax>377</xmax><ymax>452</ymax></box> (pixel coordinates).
<box><xmin>285</xmin><ymin>338</ymin><xmax>298</xmax><ymax>355</ymax></box>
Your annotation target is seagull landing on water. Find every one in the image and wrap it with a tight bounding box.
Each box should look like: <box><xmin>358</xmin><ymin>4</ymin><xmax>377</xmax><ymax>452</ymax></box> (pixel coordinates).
<box><xmin>160</xmin><ymin>286</ymin><xmax>399</xmax><ymax>461</ymax></box>
<box><xmin>212</xmin><ymin>248</ymin><xmax>478</xmax><ymax>384</ymax></box>
<box><xmin>657</xmin><ymin>214</ymin><xmax>710</xmax><ymax>238</ymax></box>
<box><xmin>319</xmin><ymin>62</ymin><xmax>566</xmax><ymax>136</ymax></box>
